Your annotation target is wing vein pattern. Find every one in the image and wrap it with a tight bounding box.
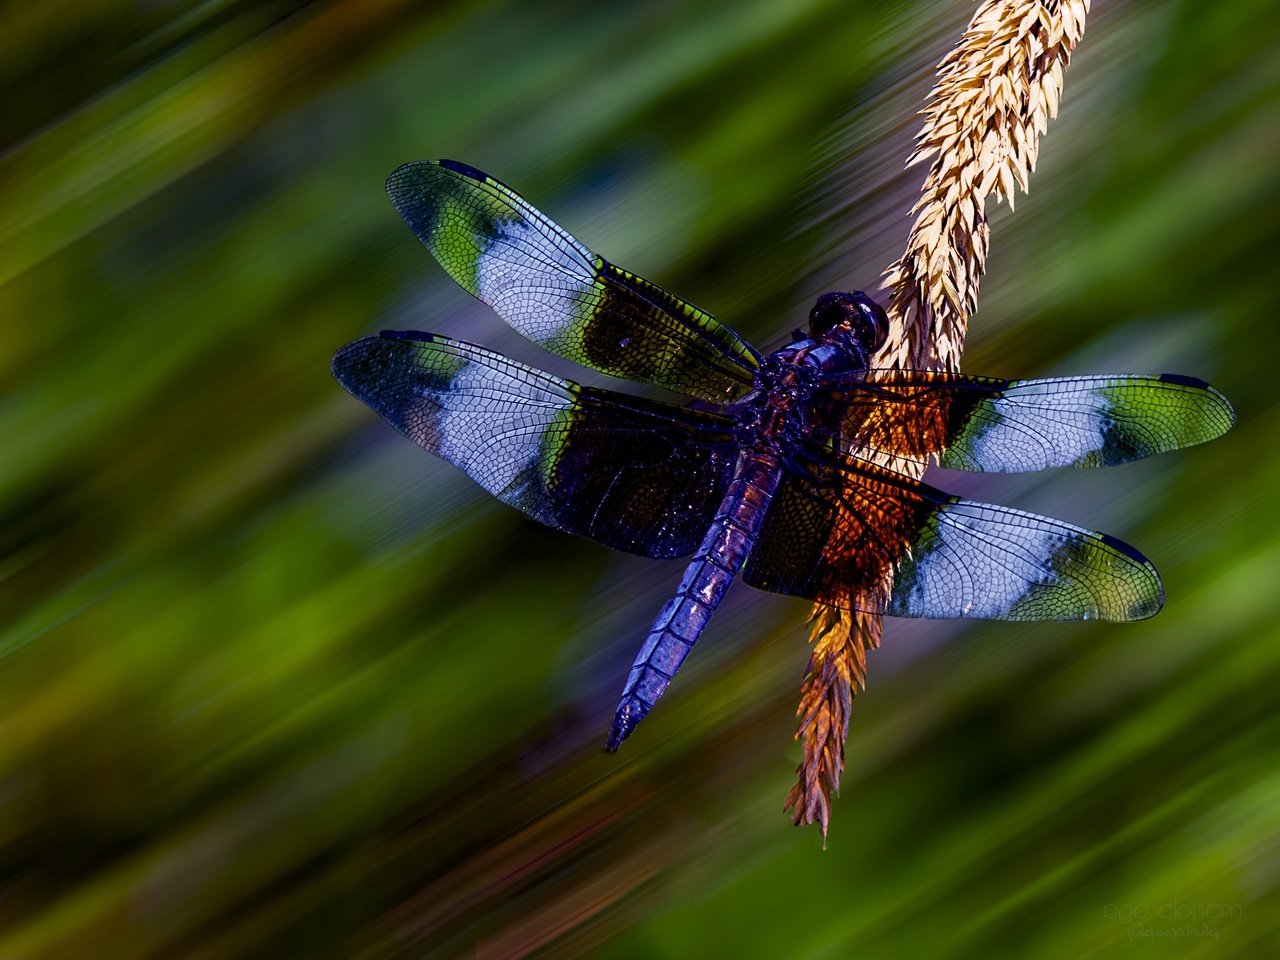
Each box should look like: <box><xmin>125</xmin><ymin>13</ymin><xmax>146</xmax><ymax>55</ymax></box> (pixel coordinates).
<box><xmin>332</xmin><ymin>332</ymin><xmax>740</xmax><ymax>559</ymax></box>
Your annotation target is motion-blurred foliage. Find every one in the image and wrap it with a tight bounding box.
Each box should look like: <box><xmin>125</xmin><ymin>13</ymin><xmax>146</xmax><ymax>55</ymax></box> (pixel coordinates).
<box><xmin>1</xmin><ymin>0</ymin><xmax>1277</xmax><ymax>957</ymax></box>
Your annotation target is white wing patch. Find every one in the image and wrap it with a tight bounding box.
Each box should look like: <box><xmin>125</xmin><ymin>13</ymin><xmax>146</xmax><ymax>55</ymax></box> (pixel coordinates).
<box><xmin>963</xmin><ymin>379</ymin><xmax>1110</xmax><ymax>471</ymax></box>
<box><xmin>890</xmin><ymin>504</ymin><xmax>1057</xmax><ymax>618</ymax></box>
<box><xmin>412</xmin><ymin>354</ymin><xmax>574</xmax><ymax>510</ymax></box>
<box><xmin>888</xmin><ymin>498</ymin><xmax>1160</xmax><ymax>621</ymax></box>
<box><xmin>474</xmin><ymin>215</ymin><xmax>597</xmax><ymax>342</ymax></box>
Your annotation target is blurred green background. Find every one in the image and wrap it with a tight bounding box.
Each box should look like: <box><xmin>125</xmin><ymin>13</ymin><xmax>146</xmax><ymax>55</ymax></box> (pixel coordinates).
<box><xmin>2</xmin><ymin>0</ymin><xmax>1277</xmax><ymax>957</ymax></box>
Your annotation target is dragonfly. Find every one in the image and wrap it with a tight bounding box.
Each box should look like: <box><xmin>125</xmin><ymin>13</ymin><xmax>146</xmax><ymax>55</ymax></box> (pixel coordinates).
<box><xmin>332</xmin><ymin>160</ymin><xmax>1234</xmax><ymax>751</ymax></box>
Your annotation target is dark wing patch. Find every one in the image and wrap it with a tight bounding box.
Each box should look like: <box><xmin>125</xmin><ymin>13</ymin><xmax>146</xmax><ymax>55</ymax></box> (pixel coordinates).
<box><xmin>332</xmin><ymin>332</ymin><xmax>739</xmax><ymax>559</ymax></box>
<box><xmin>384</xmin><ymin>160</ymin><xmax>760</xmax><ymax>402</ymax></box>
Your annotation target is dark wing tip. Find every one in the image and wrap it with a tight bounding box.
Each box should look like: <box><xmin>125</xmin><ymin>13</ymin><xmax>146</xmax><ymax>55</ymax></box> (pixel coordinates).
<box><xmin>377</xmin><ymin>328</ymin><xmax>435</xmax><ymax>342</ymax></box>
<box><xmin>1097</xmin><ymin>531</ymin><xmax>1151</xmax><ymax>566</ymax></box>
<box><xmin>1158</xmin><ymin>372</ymin><xmax>1210</xmax><ymax>389</ymax></box>
<box><xmin>385</xmin><ymin>158</ymin><xmax>490</xmax><ymax>195</ymax></box>
<box><xmin>435</xmin><ymin>158</ymin><xmax>489</xmax><ymax>181</ymax></box>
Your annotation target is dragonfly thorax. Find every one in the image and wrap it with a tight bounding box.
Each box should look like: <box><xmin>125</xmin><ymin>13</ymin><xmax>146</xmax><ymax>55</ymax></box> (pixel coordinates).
<box><xmin>729</xmin><ymin>294</ymin><xmax>890</xmax><ymax>451</ymax></box>
<box><xmin>733</xmin><ymin>347</ymin><xmax>830</xmax><ymax>450</ymax></box>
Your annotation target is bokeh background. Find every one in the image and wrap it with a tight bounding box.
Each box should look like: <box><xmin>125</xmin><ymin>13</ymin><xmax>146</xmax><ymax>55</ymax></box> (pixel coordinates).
<box><xmin>2</xmin><ymin>1</ymin><xmax>1278</xmax><ymax>957</ymax></box>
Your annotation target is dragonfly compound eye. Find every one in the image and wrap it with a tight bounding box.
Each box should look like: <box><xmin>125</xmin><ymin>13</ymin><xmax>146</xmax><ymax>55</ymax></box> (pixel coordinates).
<box><xmin>808</xmin><ymin>292</ymin><xmax>857</xmax><ymax>337</ymax></box>
<box><xmin>850</xmin><ymin>291</ymin><xmax>890</xmax><ymax>355</ymax></box>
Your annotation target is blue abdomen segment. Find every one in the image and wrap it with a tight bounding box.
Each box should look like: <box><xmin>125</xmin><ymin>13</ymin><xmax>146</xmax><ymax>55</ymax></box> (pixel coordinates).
<box><xmin>607</xmin><ymin>455</ymin><xmax>781</xmax><ymax>751</ymax></box>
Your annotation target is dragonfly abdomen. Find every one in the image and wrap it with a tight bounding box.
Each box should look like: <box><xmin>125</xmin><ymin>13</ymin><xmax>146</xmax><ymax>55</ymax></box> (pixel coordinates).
<box><xmin>606</xmin><ymin>452</ymin><xmax>782</xmax><ymax>750</ymax></box>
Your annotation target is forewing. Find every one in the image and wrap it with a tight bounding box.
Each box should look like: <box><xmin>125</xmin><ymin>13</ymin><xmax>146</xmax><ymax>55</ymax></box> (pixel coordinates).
<box><xmin>384</xmin><ymin>160</ymin><xmax>760</xmax><ymax>402</ymax></box>
<box><xmin>742</xmin><ymin>457</ymin><xmax>1162</xmax><ymax>621</ymax></box>
<box><xmin>827</xmin><ymin>370</ymin><xmax>1234</xmax><ymax>473</ymax></box>
<box><xmin>332</xmin><ymin>332</ymin><xmax>739</xmax><ymax>558</ymax></box>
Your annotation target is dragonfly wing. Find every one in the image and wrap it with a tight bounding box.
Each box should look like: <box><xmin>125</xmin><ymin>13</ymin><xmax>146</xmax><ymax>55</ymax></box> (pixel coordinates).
<box><xmin>385</xmin><ymin>160</ymin><xmax>760</xmax><ymax>402</ymax></box>
<box><xmin>826</xmin><ymin>370</ymin><xmax>1234</xmax><ymax>473</ymax></box>
<box><xmin>332</xmin><ymin>332</ymin><xmax>739</xmax><ymax>559</ymax></box>
<box><xmin>741</xmin><ymin>455</ymin><xmax>1162</xmax><ymax>621</ymax></box>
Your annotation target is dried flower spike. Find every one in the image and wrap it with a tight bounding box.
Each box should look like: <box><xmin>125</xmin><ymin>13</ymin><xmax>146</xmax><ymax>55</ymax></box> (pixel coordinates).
<box><xmin>788</xmin><ymin>0</ymin><xmax>1091</xmax><ymax>840</ymax></box>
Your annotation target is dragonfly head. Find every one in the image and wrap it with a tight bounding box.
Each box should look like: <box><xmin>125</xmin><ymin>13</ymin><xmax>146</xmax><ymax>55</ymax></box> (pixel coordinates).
<box><xmin>808</xmin><ymin>291</ymin><xmax>890</xmax><ymax>362</ymax></box>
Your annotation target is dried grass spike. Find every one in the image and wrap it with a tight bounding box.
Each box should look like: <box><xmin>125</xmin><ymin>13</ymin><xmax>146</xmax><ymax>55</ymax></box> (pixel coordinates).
<box><xmin>788</xmin><ymin>0</ymin><xmax>1090</xmax><ymax>840</ymax></box>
